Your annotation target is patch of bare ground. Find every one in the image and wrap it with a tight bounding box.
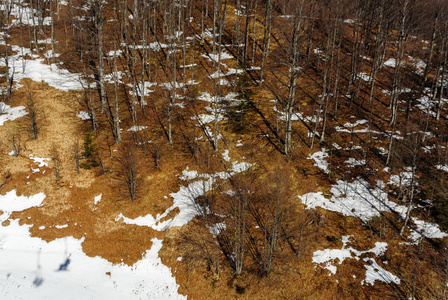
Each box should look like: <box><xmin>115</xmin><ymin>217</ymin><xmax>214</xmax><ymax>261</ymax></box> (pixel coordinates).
<box><xmin>159</xmin><ymin>219</ymin><xmax>339</xmax><ymax>299</ymax></box>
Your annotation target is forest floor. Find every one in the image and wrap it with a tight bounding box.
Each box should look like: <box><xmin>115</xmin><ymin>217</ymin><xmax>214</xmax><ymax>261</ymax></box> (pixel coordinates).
<box><xmin>1</xmin><ymin>1</ymin><xmax>448</xmax><ymax>299</ymax></box>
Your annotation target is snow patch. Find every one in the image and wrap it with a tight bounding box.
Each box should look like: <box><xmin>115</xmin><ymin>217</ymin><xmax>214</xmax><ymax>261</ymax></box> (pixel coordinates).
<box><xmin>408</xmin><ymin>217</ymin><xmax>448</xmax><ymax>243</ymax></box>
<box><xmin>29</xmin><ymin>155</ymin><xmax>51</xmax><ymax>167</ymax></box>
<box><xmin>127</xmin><ymin>126</ymin><xmax>147</xmax><ymax>132</ymax></box>
<box><xmin>345</xmin><ymin>158</ymin><xmax>366</xmax><ymax>167</ymax></box>
<box><xmin>301</xmin><ymin>178</ymin><xmax>447</xmax><ymax>244</ymax></box>
<box><xmin>358</xmin><ymin>72</ymin><xmax>371</xmax><ymax>82</ymax></box>
<box><xmin>388</xmin><ymin>170</ymin><xmax>418</xmax><ymax>188</ymax></box>
<box><xmin>2</xmin><ymin>46</ymin><xmax>85</xmax><ymax>91</ymax></box>
<box><xmin>76</xmin><ymin>111</ymin><xmax>91</xmax><ymax>120</ymax></box>
<box><xmin>312</xmin><ymin>235</ymin><xmax>392</xmax><ymax>281</ymax></box>
<box><xmin>308</xmin><ymin>149</ymin><xmax>330</xmax><ymax>174</ymax></box>
<box><xmin>0</xmin><ymin>190</ymin><xmax>45</xmax><ymax>221</ymax></box>
<box><xmin>436</xmin><ymin>165</ymin><xmax>448</xmax><ymax>172</ymax></box>
<box><xmin>0</xmin><ymin>222</ymin><xmax>186</xmax><ymax>300</ymax></box>
<box><xmin>299</xmin><ymin>179</ymin><xmax>407</xmax><ymax>223</ymax></box>
<box><xmin>362</xmin><ymin>258</ymin><xmax>400</xmax><ymax>285</ymax></box>
<box><xmin>117</xmin><ymin>159</ymin><xmax>252</xmax><ymax>231</ymax></box>
<box><xmin>92</xmin><ymin>194</ymin><xmax>102</xmax><ymax>212</ymax></box>
<box><xmin>202</xmin><ymin>51</ymin><xmax>233</xmax><ymax>62</ymax></box>
<box><xmin>384</xmin><ymin>58</ymin><xmax>396</xmax><ymax>68</ymax></box>
<box><xmin>94</xmin><ymin>194</ymin><xmax>102</xmax><ymax>206</ymax></box>
<box><xmin>222</xmin><ymin>150</ymin><xmax>231</xmax><ymax>162</ymax></box>
<box><xmin>0</xmin><ymin>102</ymin><xmax>28</xmax><ymax>126</ymax></box>
<box><xmin>0</xmin><ymin>186</ymin><xmax>185</xmax><ymax>299</ymax></box>
<box><xmin>207</xmin><ymin>222</ymin><xmax>226</xmax><ymax>238</ymax></box>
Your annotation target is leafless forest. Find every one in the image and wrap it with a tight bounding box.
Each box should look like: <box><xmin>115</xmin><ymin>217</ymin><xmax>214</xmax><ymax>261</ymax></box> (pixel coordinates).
<box><xmin>2</xmin><ymin>0</ymin><xmax>448</xmax><ymax>299</ymax></box>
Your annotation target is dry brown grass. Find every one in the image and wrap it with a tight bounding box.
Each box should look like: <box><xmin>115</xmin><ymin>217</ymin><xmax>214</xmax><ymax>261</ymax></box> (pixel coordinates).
<box><xmin>0</xmin><ymin>2</ymin><xmax>447</xmax><ymax>299</ymax></box>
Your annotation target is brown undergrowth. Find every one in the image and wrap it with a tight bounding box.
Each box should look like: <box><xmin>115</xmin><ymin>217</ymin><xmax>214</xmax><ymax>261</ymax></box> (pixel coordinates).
<box><xmin>0</xmin><ymin>2</ymin><xmax>447</xmax><ymax>299</ymax></box>
<box><xmin>0</xmin><ymin>80</ymin><xmax>183</xmax><ymax>265</ymax></box>
<box><xmin>0</xmin><ymin>59</ymin><xmax>444</xmax><ymax>300</ymax></box>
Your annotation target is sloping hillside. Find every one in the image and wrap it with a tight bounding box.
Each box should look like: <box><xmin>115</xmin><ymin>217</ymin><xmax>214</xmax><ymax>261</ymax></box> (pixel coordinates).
<box><xmin>1</xmin><ymin>0</ymin><xmax>448</xmax><ymax>299</ymax></box>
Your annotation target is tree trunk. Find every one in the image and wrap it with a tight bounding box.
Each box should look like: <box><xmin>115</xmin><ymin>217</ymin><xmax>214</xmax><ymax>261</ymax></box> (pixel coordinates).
<box><xmin>423</xmin><ymin>12</ymin><xmax>439</xmax><ymax>85</ymax></box>
<box><xmin>284</xmin><ymin>1</ymin><xmax>303</xmax><ymax>157</ymax></box>
<box><xmin>390</xmin><ymin>0</ymin><xmax>410</xmax><ymax>126</ymax></box>
<box><xmin>113</xmin><ymin>55</ymin><xmax>122</xmax><ymax>143</ymax></box>
<box><xmin>260</xmin><ymin>0</ymin><xmax>273</xmax><ymax>82</ymax></box>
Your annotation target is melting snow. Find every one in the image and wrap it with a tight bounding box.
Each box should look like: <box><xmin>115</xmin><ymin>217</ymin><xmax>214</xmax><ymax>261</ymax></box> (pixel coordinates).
<box><xmin>0</xmin><ymin>190</ymin><xmax>45</xmax><ymax>221</ymax></box>
<box><xmin>0</xmin><ymin>227</ymin><xmax>185</xmax><ymax>299</ymax></box>
<box><xmin>301</xmin><ymin>177</ymin><xmax>447</xmax><ymax>244</ymax></box>
<box><xmin>343</xmin><ymin>119</ymin><xmax>368</xmax><ymax>128</ymax></box>
<box><xmin>127</xmin><ymin>126</ymin><xmax>147</xmax><ymax>132</ymax></box>
<box><xmin>2</xmin><ymin>46</ymin><xmax>85</xmax><ymax>91</ymax></box>
<box><xmin>308</xmin><ymin>149</ymin><xmax>330</xmax><ymax>174</ymax></box>
<box><xmin>191</xmin><ymin>107</ymin><xmax>225</xmax><ymax>125</ymax></box>
<box><xmin>408</xmin><ymin>56</ymin><xmax>426</xmax><ymax>75</ymax></box>
<box><xmin>117</xmin><ymin>159</ymin><xmax>252</xmax><ymax>231</ymax></box>
<box><xmin>0</xmin><ymin>102</ymin><xmax>28</xmax><ymax>126</ymax></box>
<box><xmin>222</xmin><ymin>150</ymin><xmax>231</xmax><ymax>162</ymax></box>
<box><xmin>207</xmin><ymin>222</ymin><xmax>226</xmax><ymax>238</ymax></box>
<box><xmin>202</xmin><ymin>51</ymin><xmax>234</xmax><ymax>62</ymax></box>
<box><xmin>436</xmin><ymin>165</ymin><xmax>448</xmax><ymax>172</ymax></box>
<box><xmin>358</xmin><ymin>73</ymin><xmax>371</xmax><ymax>82</ymax></box>
<box><xmin>388</xmin><ymin>170</ymin><xmax>418</xmax><ymax>188</ymax></box>
<box><xmin>415</xmin><ymin>91</ymin><xmax>447</xmax><ymax>117</ymax></box>
<box><xmin>94</xmin><ymin>194</ymin><xmax>102</xmax><ymax>206</ymax></box>
<box><xmin>345</xmin><ymin>158</ymin><xmax>366</xmax><ymax>167</ymax></box>
<box><xmin>362</xmin><ymin>258</ymin><xmax>400</xmax><ymax>285</ymax></box>
<box><xmin>107</xmin><ymin>50</ymin><xmax>123</xmax><ymax>57</ymax></box>
<box><xmin>377</xmin><ymin>147</ymin><xmax>388</xmax><ymax>156</ymax></box>
<box><xmin>0</xmin><ymin>189</ymin><xmax>186</xmax><ymax>299</ymax></box>
<box><xmin>384</xmin><ymin>58</ymin><xmax>396</xmax><ymax>68</ymax></box>
<box><xmin>300</xmin><ymin>179</ymin><xmax>408</xmax><ymax>223</ymax></box>
<box><xmin>7</xmin><ymin>3</ymin><xmax>51</xmax><ymax>27</ymax></box>
<box><xmin>29</xmin><ymin>155</ymin><xmax>51</xmax><ymax>167</ymax></box>
<box><xmin>76</xmin><ymin>111</ymin><xmax>91</xmax><ymax>120</ymax></box>
<box><xmin>312</xmin><ymin>235</ymin><xmax>392</xmax><ymax>282</ymax></box>
<box><xmin>312</xmin><ymin>236</ymin><xmax>354</xmax><ymax>275</ymax></box>
<box><xmin>409</xmin><ymin>217</ymin><xmax>448</xmax><ymax>243</ymax></box>
<box><xmin>92</xmin><ymin>194</ymin><xmax>102</xmax><ymax>212</ymax></box>
<box><xmin>273</xmin><ymin>106</ymin><xmax>319</xmax><ymax>123</ymax></box>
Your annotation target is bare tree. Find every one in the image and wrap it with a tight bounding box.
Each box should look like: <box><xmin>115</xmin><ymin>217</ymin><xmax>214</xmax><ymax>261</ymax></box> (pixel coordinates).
<box><xmin>25</xmin><ymin>82</ymin><xmax>38</xmax><ymax>139</ymax></box>
<box><xmin>389</xmin><ymin>0</ymin><xmax>416</xmax><ymax>126</ymax></box>
<box><xmin>318</xmin><ymin>1</ymin><xmax>345</xmax><ymax>142</ymax></box>
<box><xmin>84</xmin><ymin>71</ymin><xmax>99</xmax><ymax>136</ymax></box>
<box><xmin>284</xmin><ymin>0</ymin><xmax>304</xmax><ymax>156</ymax></box>
<box><xmin>74</xmin><ymin>140</ymin><xmax>80</xmax><ymax>174</ymax></box>
<box><xmin>398</xmin><ymin>132</ymin><xmax>422</xmax><ymax>236</ymax></box>
<box><xmin>259</xmin><ymin>168</ymin><xmax>291</xmax><ymax>275</ymax></box>
<box><xmin>111</xmin><ymin>46</ymin><xmax>122</xmax><ymax>143</ymax></box>
<box><xmin>8</xmin><ymin>122</ymin><xmax>21</xmax><ymax>156</ymax></box>
<box><xmin>51</xmin><ymin>145</ymin><xmax>62</xmax><ymax>187</ymax></box>
<box><xmin>89</xmin><ymin>0</ymin><xmax>107</xmax><ymax>113</ymax></box>
<box><xmin>116</xmin><ymin>142</ymin><xmax>139</xmax><ymax>201</ymax></box>
<box><xmin>0</xmin><ymin>170</ymin><xmax>11</xmax><ymax>191</ymax></box>
<box><xmin>259</xmin><ymin>0</ymin><xmax>273</xmax><ymax>82</ymax></box>
<box><xmin>225</xmin><ymin>169</ymin><xmax>257</xmax><ymax>275</ymax></box>
<box><xmin>1</xmin><ymin>0</ymin><xmax>12</xmax><ymax>100</ymax></box>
